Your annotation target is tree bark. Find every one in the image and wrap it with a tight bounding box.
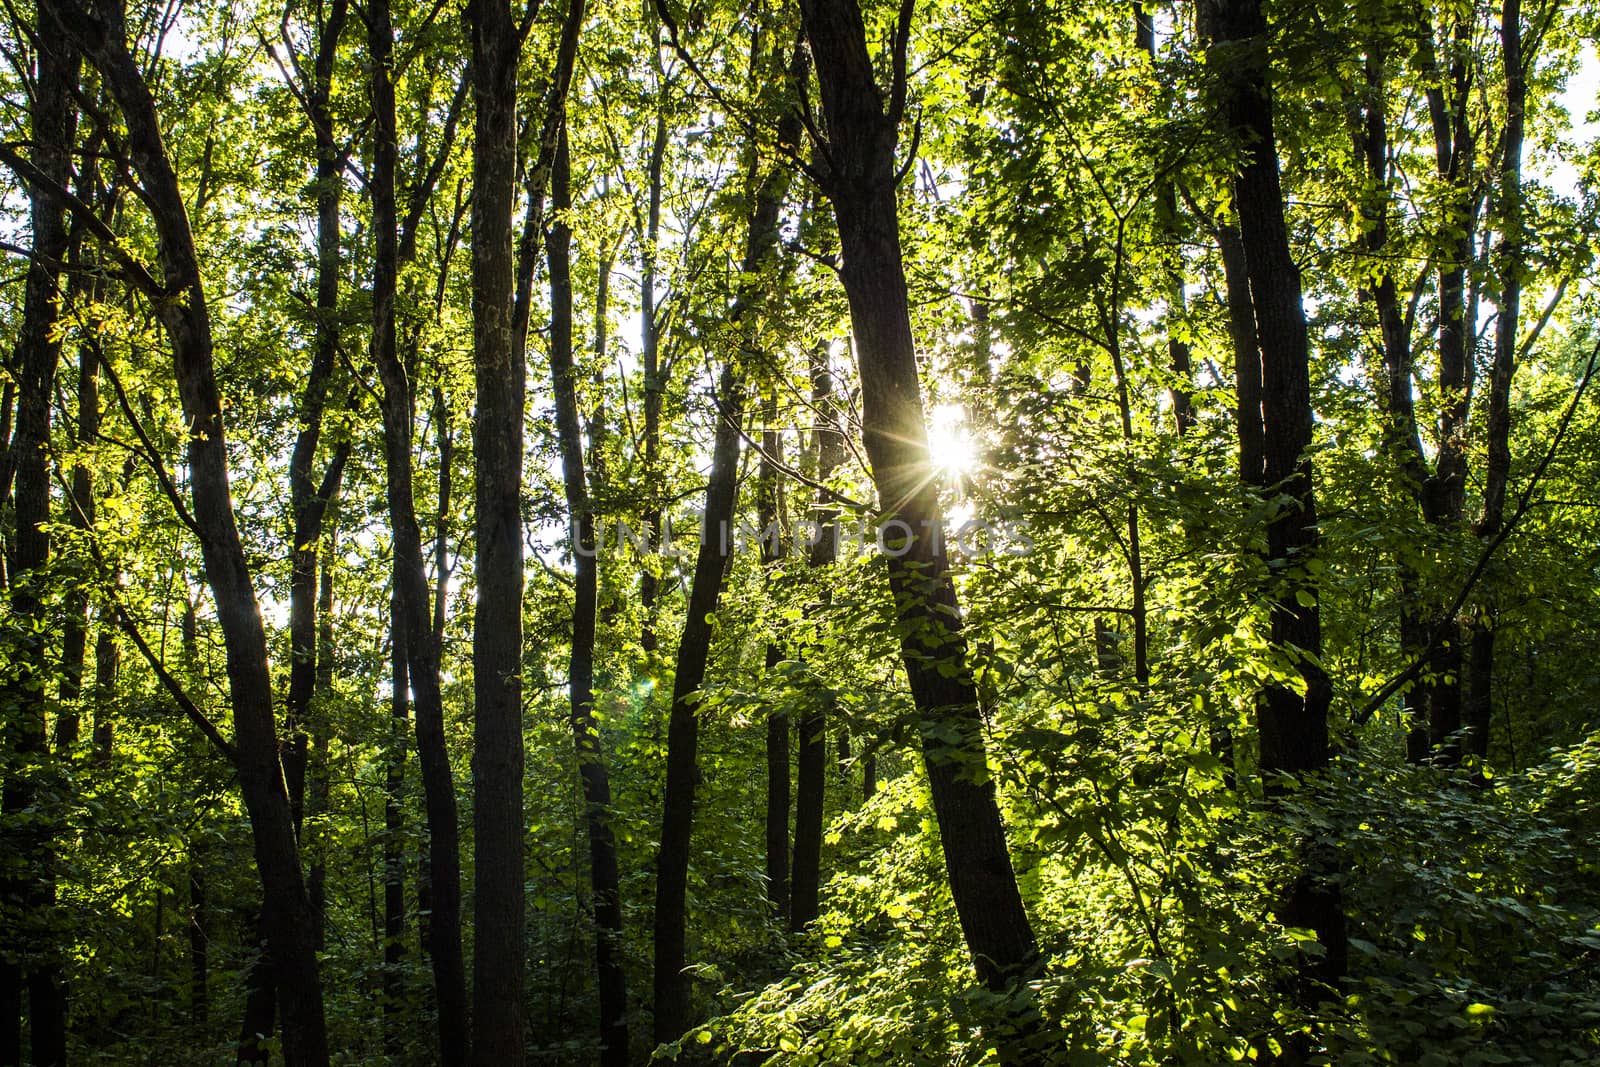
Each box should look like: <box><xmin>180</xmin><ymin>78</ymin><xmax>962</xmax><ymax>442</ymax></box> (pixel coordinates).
<box><xmin>49</xmin><ymin>1</ymin><xmax>331</xmax><ymax>1060</ymax></box>
<box><xmin>284</xmin><ymin>0</ymin><xmax>350</xmax><ymax>839</ymax></box>
<box><xmin>467</xmin><ymin>0</ymin><xmax>525</xmax><ymax>1057</ymax></box>
<box><xmin>384</xmin><ymin>587</ymin><xmax>408</xmax><ymax>1059</ymax></box>
<box><xmin>652</xmin><ymin>361</ymin><xmax>745</xmax><ymax>1046</ymax></box>
<box><xmin>798</xmin><ymin>0</ymin><xmax>1040</xmax><ymax>993</ymax></box>
<box><xmin>759</xmin><ymin>390</ymin><xmax>791</xmax><ymax>921</ymax></box>
<box><xmin>639</xmin><ymin>102</ymin><xmax>670</xmax><ymax>658</ymax></box>
<box><xmin>1466</xmin><ymin>0</ymin><xmax>1526</xmax><ymax>763</ymax></box>
<box><xmin>653</xmin><ymin>48</ymin><xmax>802</xmax><ymax>1036</ymax></box>
<box><xmin>368</xmin><ymin>1</ymin><xmax>470</xmax><ymax>1057</ymax></box>
<box><xmin>791</xmin><ymin>341</ymin><xmax>841</xmax><ymax>931</ymax></box>
<box><xmin>1207</xmin><ymin>0</ymin><xmax>1346</xmax><ymax>991</ymax></box>
<box><xmin>549</xmin><ymin>129</ymin><xmax>630</xmax><ymax>1067</ymax></box>
<box><xmin>0</xmin><ymin>26</ymin><xmax>78</xmax><ymax>1066</ymax></box>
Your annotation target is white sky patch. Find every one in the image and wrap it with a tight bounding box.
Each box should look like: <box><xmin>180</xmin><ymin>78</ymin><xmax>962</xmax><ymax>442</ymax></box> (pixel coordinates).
<box><xmin>927</xmin><ymin>403</ymin><xmax>976</xmax><ymax>477</ymax></box>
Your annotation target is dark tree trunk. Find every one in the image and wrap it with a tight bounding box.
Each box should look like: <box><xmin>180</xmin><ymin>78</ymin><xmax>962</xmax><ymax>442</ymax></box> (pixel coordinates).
<box><xmin>52</xmin><ymin>2</ymin><xmax>330</xmax><ymax>1061</ymax></box>
<box><xmin>307</xmin><ymin>527</ymin><xmax>338</xmax><ymax>946</ymax></box>
<box><xmin>367</xmin><ymin>2</ymin><xmax>470</xmax><ymax>1057</ymax></box>
<box><xmin>1219</xmin><ymin>221</ymin><xmax>1264</xmax><ymax>487</ymax></box>
<box><xmin>652</xmin><ymin>363</ymin><xmax>745</xmax><ymax>1045</ymax></box>
<box><xmin>791</xmin><ymin>342</ymin><xmax>841</xmax><ymax>931</ymax></box>
<box><xmin>0</xmin><ymin>27</ymin><xmax>78</xmax><ymax>1067</ymax></box>
<box><xmin>1465</xmin><ymin>0</ymin><xmax>1525</xmax><ymax>763</ymax></box>
<box><xmin>549</xmin><ymin>130</ymin><xmax>630</xmax><ymax>1067</ymax></box>
<box><xmin>284</xmin><ymin>0</ymin><xmax>349</xmax><ymax>839</ymax></box>
<box><xmin>57</xmin><ymin>322</ymin><xmax>97</xmax><ymax>753</ymax></box>
<box><xmin>798</xmin><ymin>0</ymin><xmax>1039</xmax><ymax>992</ymax></box>
<box><xmin>639</xmin><ymin>103</ymin><xmax>669</xmax><ymax>658</ymax></box>
<box><xmin>1354</xmin><ymin>44</ymin><xmax>1434</xmax><ymax>763</ymax></box>
<box><xmin>383</xmin><ymin>587</ymin><xmax>407</xmax><ymax>1059</ymax></box>
<box><xmin>652</xmin><ymin>43</ymin><xmax>803</xmax><ymax>1041</ymax></box>
<box><xmin>189</xmin><ymin>860</ymin><xmax>209</xmax><ymax>1025</ymax></box>
<box><xmin>1135</xmin><ymin>3</ymin><xmax>1193</xmax><ymax>435</ymax></box>
<box><xmin>1413</xmin><ymin>16</ymin><xmax>1476</xmax><ymax>755</ymax></box>
<box><xmin>759</xmin><ymin>391</ymin><xmax>790</xmax><ymax>920</ymax></box>
<box><xmin>1207</xmin><ymin>0</ymin><xmax>1346</xmax><ymax>992</ymax></box>
<box><xmin>92</xmin><ymin>621</ymin><xmax>118</xmax><ymax>760</ymax></box>
<box><xmin>467</xmin><ymin>0</ymin><xmax>526</xmax><ymax>1057</ymax></box>
<box><xmin>236</xmin><ymin>923</ymin><xmax>275</xmax><ymax>1065</ymax></box>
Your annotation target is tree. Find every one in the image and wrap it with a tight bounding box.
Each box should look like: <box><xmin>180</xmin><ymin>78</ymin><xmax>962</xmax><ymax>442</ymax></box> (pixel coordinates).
<box><xmin>40</xmin><ymin>0</ymin><xmax>331</xmax><ymax>1061</ymax></box>
<box><xmin>797</xmin><ymin>0</ymin><xmax>1039</xmax><ymax>993</ymax></box>
<box><xmin>1205</xmin><ymin>0</ymin><xmax>1347</xmax><ymax>989</ymax></box>
<box><xmin>0</xmin><ymin>22</ymin><xmax>77</xmax><ymax>1065</ymax></box>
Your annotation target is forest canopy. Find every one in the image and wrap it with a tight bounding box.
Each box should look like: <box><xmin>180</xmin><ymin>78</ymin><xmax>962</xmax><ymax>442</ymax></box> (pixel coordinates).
<box><xmin>0</xmin><ymin>0</ymin><xmax>1598</xmax><ymax>1064</ymax></box>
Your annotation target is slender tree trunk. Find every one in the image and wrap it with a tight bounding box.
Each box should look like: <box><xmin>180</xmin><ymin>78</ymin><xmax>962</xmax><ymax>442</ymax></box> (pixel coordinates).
<box><xmin>1414</xmin><ymin>16</ymin><xmax>1476</xmax><ymax>754</ymax></box>
<box><xmin>652</xmin><ymin>362</ymin><xmax>745</xmax><ymax>1045</ymax></box>
<box><xmin>54</xmin><ymin>3</ymin><xmax>331</xmax><ymax>1060</ymax></box>
<box><xmin>759</xmin><ymin>391</ymin><xmax>791</xmax><ymax>920</ymax></box>
<box><xmin>791</xmin><ymin>342</ymin><xmax>841</xmax><ymax>931</ymax></box>
<box><xmin>1208</xmin><ymin>0</ymin><xmax>1346</xmax><ymax>992</ymax></box>
<box><xmin>1466</xmin><ymin>0</ymin><xmax>1525</xmax><ymax>762</ymax></box>
<box><xmin>92</xmin><ymin>621</ymin><xmax>118</xmax><ymax>761</ymax></box>
<box><xmin>1354</xmin><ymin>43</ymin><xmax>1435</xmax><ymax>763</ymax></box>
<box><xmin>284</xmin><ymin>0</ymin><xmax>350</xmax><ymax>838</ymax></box>
<box><xmin>367</xmin><ymin>2</ymin><xmax>469</xmax><ymax>1057</ymax></box>
<box><xmin>467</xmin><ymin>0</ymin><xmax>525</xmax><ymax>1057</ymax></box>
<box><xmin>549</xmin><ymin>129</ymin><xmax>630</xmax><ymax>1067</ymax></box>
<box><xmin>1135</xmin><ymin>2</ymin><xmax>1193</xmax><ymax>435</ymax></box>
<box><xmin>307</xmin><ymin>526</ymin><xmax>338</xmax><ymax>946</ymax></box>
<box><xmin>0</xmin><ymin>29</ymin><xmax>78</xmax><ymax>1066</ymax></box>
<box><xmin>57</xmin><ymin>310</ymin><xmax>98</xmax><ymax>752</ymax></box>
<box><xmin>798</xmin><ymin>0</ymin><xmax>1040</xmax><ymax>993</ymax></box>
<box><xmin>639</xmin><ymin>104</ymin><xmax>669</xmax><ymax>658</ymax></box>
<box><xmin>653</xmin><ymin>54</ymin><xmax>803</xmax><ymax>1036</ymax></box>
<box><xmin>384</xmin><ymin>587</ymin><xmax>407</xmax><ymax>1059</ymax></box>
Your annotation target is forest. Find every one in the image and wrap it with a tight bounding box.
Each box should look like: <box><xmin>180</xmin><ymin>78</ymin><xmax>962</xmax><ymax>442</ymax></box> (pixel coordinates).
<box><xmin>0</xmin><ymin>0</ymin><xmax>1597</xmax><ymax>1062</ymax></box>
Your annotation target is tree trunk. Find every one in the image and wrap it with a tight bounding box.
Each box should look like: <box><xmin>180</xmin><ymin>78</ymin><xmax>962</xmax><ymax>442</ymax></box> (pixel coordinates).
<box><xmin>549</xmin><ymin>129</ymin><xmax>630</xmax><ymax>1067</ymax></box>
<box><xmin>467</xmin><ymin>0</ymin><xmax>526</xmax><ymax>1057</ymax></box>
<box><xmin>791</xmin><ymin>342</ymin><xmax>841</xmax><ymax>931</ymax></box>
<box><xmin>652</xmin><ymin>41</ymin><xmax>804</xmax><ymax>1041</ymax></box>
<box><xmin>1135</xmin><ymin>2</ymin><xmax>1194</xmax><ymax>436</ymax></box>
<box><xmin>284</xmin><ymin>0</ymin><xmax>350</xmax><ymax>838</ymax></box>
<box><xmin>652</xmin><ymin>362</ymin><xmax>745</xmax><ymax>1045</ymax></box>
<box><xmin>368</xmin><ymin>1</ymin><xmax>470</xmax><ymax>1057</ymax></box>
<box><xmin>759</xmin><ymin>390</ymin><xmax>791</xmax><ymax>920</ymax></box>
<box><xmin>639</xmin><ymin>103</ymin><xmax>669</xmax><ymax>658</ymax></box>
<box><xmin>798</xmin><ymin>0</ymin><xmax>1040</xmax><ymax>993</ymax></box>
<box><xmin>384</xmin><ymin>587</ymin><xmax>407</xmax><ymax>1059</ymax></box>
<box><xmin>1354</xmin><ymin>42</ymin><xmax>1435</xmax><ymax>763</ymax></box>
<box><xmin>0</xmin><ymin>27</ymin><xmax>78</xmax><ymax>1066</ymax></box>
<box><xmin>1465</xmin><ymin>0</ymin><xmax>1525</xmax><ymax>763</ymax></box>
<box><xmin>53</xmin><ymin>2</ymin><xmax>331</xmax><ymax>1060</ymax></box>
<box><xmin>1207</xmin><ymin>0</ymin><xmax>1346</xmax><ymax>992</ymax></box>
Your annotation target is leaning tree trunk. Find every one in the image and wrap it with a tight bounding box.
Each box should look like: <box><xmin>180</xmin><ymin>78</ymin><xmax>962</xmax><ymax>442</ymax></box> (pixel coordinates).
<box><xmin>653</xmin><ymin>50</ymin><xmax>803</xmax><ymax>1039</ymax></box>
<box><xmin>798</xmin><ymin>0</ymin><xmax>1040</xmax><ymax>992</ymax></box>
<box><xmin>368</xmin><ymin>1</ymin><xmax>470</xmax><ymax>1057</ymax></box>
<box><xmin>48</xmin><ymin>1</ymin><xmax>331</xmax><ymax>1062</ymax></box>
<box><xmin>652</xmin><ymin>360</ymin><xmax>746</xmax><ymax>1046</ymax></box>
